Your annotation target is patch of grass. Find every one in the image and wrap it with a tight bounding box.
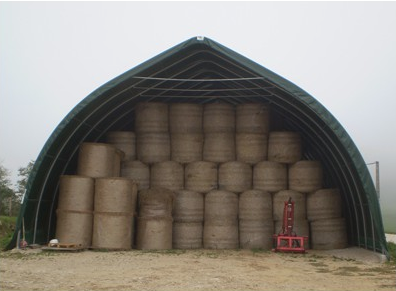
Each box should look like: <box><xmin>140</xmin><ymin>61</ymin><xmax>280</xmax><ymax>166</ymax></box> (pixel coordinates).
<box><xmin>206</xmin><ymin>252</ymin><xmax>219</xmax><ymax>259</ymax></box>
<box><xmin>380</xmin><ymin>284</ymin><xmax>396</xmax><ymax>289</ymax></box>
<box><xmin>387</xmin><ymin>242</ymin><xmax>396</xmax><ymax>265</ymax></box>
<box><xmin>307</xmin><ymin>254</ymin><xmax>325</xmax><ymax>260</ymax></box>
<box><xmin>206</xmin><ymin>251</ymin><xmax>220</xmax><ymax>259</ymax></box>
<box><xmin>276</xmin><ymin>252</ymin><xmax>302</xmax><ymax>260</ymax></box>
<box><xmin>140</xmin><ymin>249</ymin><xmax>186</xmax><ymax>256</ymax></box>
<box><xmin>365</xmin><ymin>266</ymin><xmax>395</xmax><ymax>274</ymax></box>
<box><xmin>315</xmin><ymin>268</ymin><xmax>331</xmax><ymax>273</ymax></box>
<box><xmin>337</xmin><ymin>266</ymin><xmax>362</xmax><ymax>272</ymax></box>
<box><xmin>309</xmin><ymin>262</ymin><xmax>328</xmax><ymax>268</ymax></box>
<box><xmin>332</xmin><ymin>271</ymin><xmax>355</xmax><ymax>276</ymax></box>
<box><xmin>0</xmin><ymin>251</ymin><xmax>25</xmax><ymax>259</ymax></box>
<box><xmin>159</xmin><ymin>249</ymin><xmax>186</xmax><ymax>255</ymax></box>
<box><xmin>331</xmin><ymin>255</ymin><xmax>356</xmax><ymax>262</ymax></box>
<box><xmin>0</xmin><ymin>216</ymin><xmax>17</xmax><ymax>250</ymax></box>
<box><xmin>250</xmin><ymin>248</ymin><xmax>270</xmax><ymax>254</ymax></box>
<box><xmin>0</xmin><ymin>250</ymin><xmax>59</xmax><ymax>260</ymax></box>
<box><xmin>358</xmin><ymin>272</ymin><xmax>375</xmax><ymax>276</ymax></box>
<box><xmin>32</xmin><ymin>251</ymin><xmax>60</xmax><ymax>258</ymax></box>
<box><xmin>191</xmin><ymin>250</ymin><xmax>246</xmax><ymax>259</ymax></box>
<box><xmin>91</xmin><ymin>248</ymin><xmax>110</xmax><ymax>252</ymax></box>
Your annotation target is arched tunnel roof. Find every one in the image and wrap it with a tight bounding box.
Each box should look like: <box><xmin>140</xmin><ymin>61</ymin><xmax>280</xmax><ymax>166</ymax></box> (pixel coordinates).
<box><xmin>9</xmin><ymin>37</ymin><xmax>387</xmax><ymax>256</ymax></box>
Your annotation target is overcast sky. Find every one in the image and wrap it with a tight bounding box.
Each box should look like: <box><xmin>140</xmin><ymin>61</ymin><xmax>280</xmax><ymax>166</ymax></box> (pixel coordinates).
<box><xmin>1</xmin><ymin>1</ymin><xmax>395</xmax><ymax>210</ymax></box>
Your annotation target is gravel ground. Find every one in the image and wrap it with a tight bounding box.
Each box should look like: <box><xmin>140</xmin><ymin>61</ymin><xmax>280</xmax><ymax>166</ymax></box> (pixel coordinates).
<box><xmin>1</xmin><ymin>247</ymin><xmax>395</xmax><ymax>291</ymax></box>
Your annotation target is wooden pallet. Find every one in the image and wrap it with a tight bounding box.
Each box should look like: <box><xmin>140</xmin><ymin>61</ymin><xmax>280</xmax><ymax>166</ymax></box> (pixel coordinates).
<box><xmin>47</xmin><ymin>243</ymin><xmax>81</xmax><ymax>248</ymax></box>
<box><xmin>42</xmin><ymin>242</ymin><xmax>85</xmax><ymax>252</ymax></box>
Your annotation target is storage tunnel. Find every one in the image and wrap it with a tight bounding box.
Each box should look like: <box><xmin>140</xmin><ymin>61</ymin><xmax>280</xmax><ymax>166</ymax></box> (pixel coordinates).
<box><xmin>8</xmin><ymin>36</ymin><xmax>388</xmax><ymax>257</ymax></box>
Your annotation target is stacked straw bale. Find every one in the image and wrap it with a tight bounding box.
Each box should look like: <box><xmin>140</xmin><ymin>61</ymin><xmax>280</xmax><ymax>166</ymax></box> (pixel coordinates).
<box><xmin>55</xmin><ymin>101</ymin><xmax>346</xmax><ymax>251</ymax></box>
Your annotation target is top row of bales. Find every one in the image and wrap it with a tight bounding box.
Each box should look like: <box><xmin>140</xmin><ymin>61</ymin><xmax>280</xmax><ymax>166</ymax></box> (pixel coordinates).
<box><xmin>109</xmin><ymin>102</ymin><xmax>302</xmax><ymax>166</ymax></box>
<box><xmin>135</xmin><ymin>102</ymin><xmax>269</xmax><ymax>134</ymax></box>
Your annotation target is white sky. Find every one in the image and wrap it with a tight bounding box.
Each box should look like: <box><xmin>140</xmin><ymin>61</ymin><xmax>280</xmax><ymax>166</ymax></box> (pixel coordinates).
<box><xmin>1</xmin><ymin>1</ymin><xmax>396</xmax><ymax>209</ymax></box>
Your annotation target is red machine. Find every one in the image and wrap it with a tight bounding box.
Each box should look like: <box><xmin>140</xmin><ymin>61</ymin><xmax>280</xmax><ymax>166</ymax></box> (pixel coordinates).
<box><xmin>272</xmin><ymin>197</ymin><xmax>308</xmax><ymax>253</ymax></box>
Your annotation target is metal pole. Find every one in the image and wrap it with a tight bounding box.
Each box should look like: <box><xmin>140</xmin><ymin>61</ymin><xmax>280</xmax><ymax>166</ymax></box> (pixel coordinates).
<box><xmin>375</xmin><ymin>161</ymin><xmax>380</xmax><ymax>200</ymax></box>
<box><xmin>366</xmin><ymin>161</ymin><xmax>380</xmax><ymax>200</ymax></box>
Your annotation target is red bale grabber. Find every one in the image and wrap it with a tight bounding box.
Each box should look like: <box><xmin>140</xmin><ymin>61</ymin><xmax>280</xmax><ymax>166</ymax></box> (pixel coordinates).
<box><xmin>272</xmin><ymin>197</ymin><xmax>308</xmax><ymax>253</ymax></box>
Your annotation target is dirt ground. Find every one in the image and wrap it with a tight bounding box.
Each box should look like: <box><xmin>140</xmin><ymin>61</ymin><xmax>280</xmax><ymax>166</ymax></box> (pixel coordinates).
<box><xmin>0</xmin><ymin>247</ymin><xmax>395</xmax><ymax>291</ymax></box>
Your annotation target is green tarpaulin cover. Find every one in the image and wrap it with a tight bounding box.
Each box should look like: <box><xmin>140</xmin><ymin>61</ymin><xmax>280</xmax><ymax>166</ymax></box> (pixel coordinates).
<box><xmin>8</xmin><ymin>37</ymin><xmax>388</xmax><ymax>258</ymax></box>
